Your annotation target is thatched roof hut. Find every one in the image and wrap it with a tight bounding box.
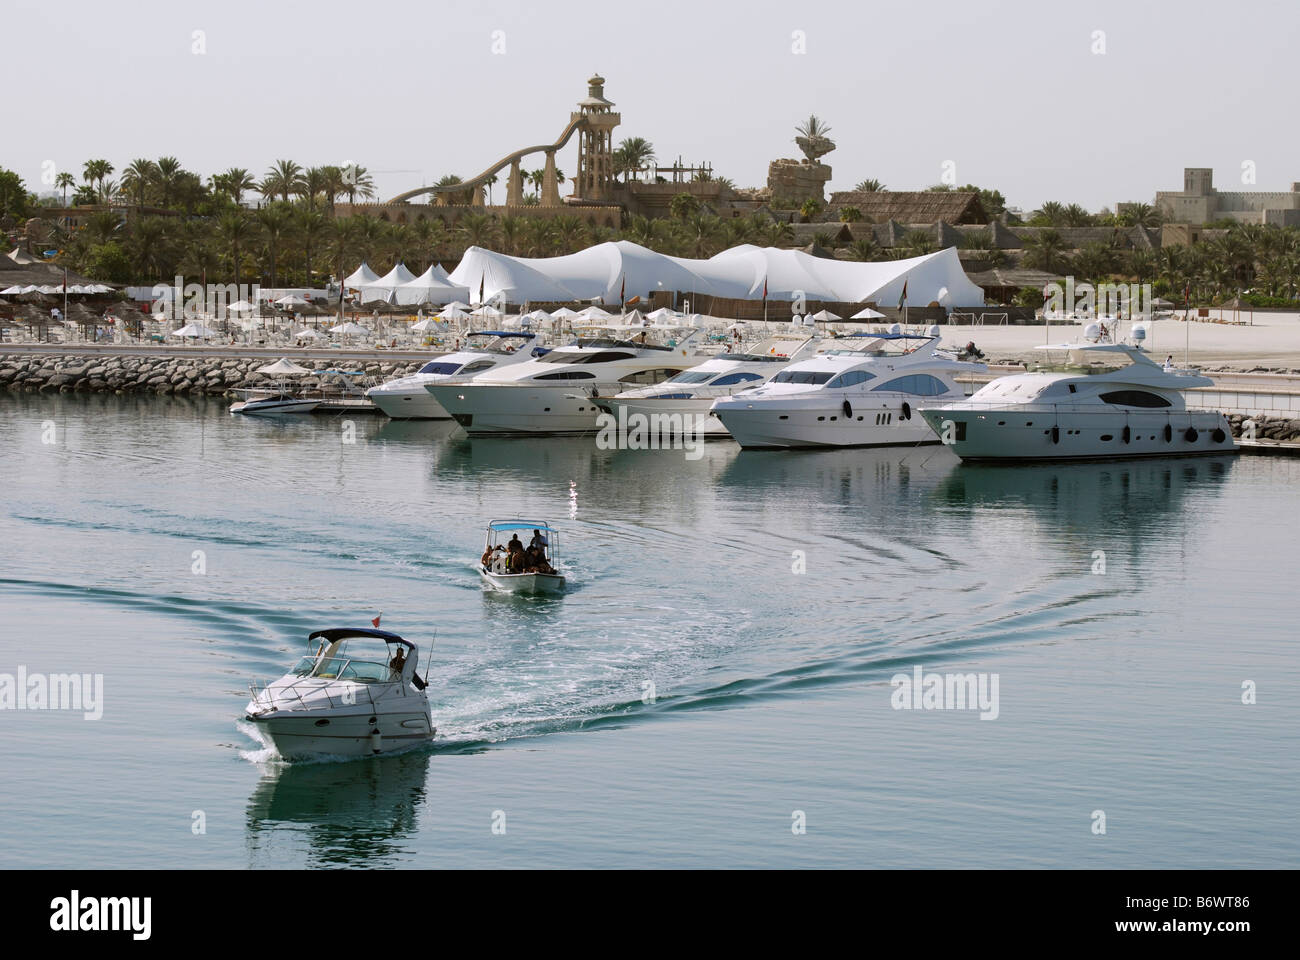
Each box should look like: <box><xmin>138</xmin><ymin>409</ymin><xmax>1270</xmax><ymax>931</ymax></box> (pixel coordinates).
<box><xmin>827</xmin><ymin>190</ymin><xmax>989</xmax><ymax>225</ymax></box>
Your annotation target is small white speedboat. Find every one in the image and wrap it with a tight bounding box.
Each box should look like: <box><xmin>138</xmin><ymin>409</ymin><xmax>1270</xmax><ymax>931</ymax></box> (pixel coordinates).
<box><xmin>230</xmin><ymin>393</ymin><xmax>321</xmax><ymax>416</ymax></box>
<box><xmin>243</xmin><ymin>627</ymin><xmax>435</xmax><ymax>759</ymax></box>
<box><xmin>479</xmin><ymin>520</ymin><xmax>566</xmax><ymax>594</ymax></box>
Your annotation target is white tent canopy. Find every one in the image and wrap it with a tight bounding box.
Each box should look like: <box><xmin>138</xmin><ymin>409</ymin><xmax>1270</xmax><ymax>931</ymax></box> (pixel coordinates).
<box><xmin>343</xmin><ymin>262</ymin><xmax>380</xmax><ymax>288</ymax></box>
<box><xmin>258</xmin><ymin>358</ymin><xmax>312</xmax><ymax>375</ymax></box>
<box><xmin>356</xmin><ymin>263</ymin><xmax>417</xmax><ymax>303</ymax></box>
<box><xmin>396</xmin><ymin>265</ymin><xmax>472</xmax><ymax>306</ymax></box>
<box><xmin>445</xmin><ymin>241</ymin><xmax>983</xmax><ymax>308</ymax></box>
<box><xmin>170</xmin><ymin>323</ymin><xmax>219</xmax><ymax>338</ymax></box>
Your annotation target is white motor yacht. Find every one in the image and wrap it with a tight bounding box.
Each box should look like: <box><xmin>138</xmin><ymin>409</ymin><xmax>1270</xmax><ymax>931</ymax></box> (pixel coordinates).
<box><xmin>244</xmin><ymin>627</ymin><xmax>434</xmax><ymax>759</ymax></box>
<box><xmin>918</xmin><ymin>326</ymin><xmax>1236</xmax><ymax>461</ymax></box>
<box><xmin>712</xmin><ymin>330</ymin><xmax>985</xmax><ymax>448</ymax></box>
<box><xmin>479</xmin><ymin>520</ymin><xmax>566</xmax><ymax>594</ymax></box>
<box><xmin>427</xmin><ymin>326</ymin><xmax>703</xmax><ymax>435</ymax></box>
<box><xmin>366</xmin><ymin>331</ymin><xmax>541</xmax><ymax>419</ymax></box>
<box><xmin>592</xmin><ymin>334</ymin><xmax>818</xmax><ymax>438</ymax></box>
<box><xmin>230</xmin><ymin>394</ymin><xmax>321</xmax><ymax>416</ymax></box>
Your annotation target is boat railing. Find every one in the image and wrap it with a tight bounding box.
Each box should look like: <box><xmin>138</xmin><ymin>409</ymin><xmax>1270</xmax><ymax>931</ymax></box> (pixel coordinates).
<box><xmin>247</xmin><ymin>666</ymin><xmax>389</xmax><ymax>714</ymax></box>
<box><xmin>923</xmin><ymin>400</ymin><xmax>1198</xmax><ymax>416</ymax></box>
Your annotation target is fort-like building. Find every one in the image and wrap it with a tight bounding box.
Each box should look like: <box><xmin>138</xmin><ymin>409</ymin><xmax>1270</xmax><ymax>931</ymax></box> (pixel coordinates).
<box><xmin>1153</xmin><ymin>167</ymin><xmax>1300</xmax><ymax>226</ymax></box>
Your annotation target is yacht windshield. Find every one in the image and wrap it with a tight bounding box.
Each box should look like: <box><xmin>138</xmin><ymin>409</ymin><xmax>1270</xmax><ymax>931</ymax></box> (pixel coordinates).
<box><xmin>417</xmin><ymin>361</ymin><xmax>462</xmax><ymax>375</ymax></box>
<box><xmin>666</xmin><ymin>370</ymin><xmax>716</xmax><ymax>384</ymax></box>
<box><xmin>772</xmin><ymin>370</ymin><xmax>834</xmax><ymax>385</ymax></box>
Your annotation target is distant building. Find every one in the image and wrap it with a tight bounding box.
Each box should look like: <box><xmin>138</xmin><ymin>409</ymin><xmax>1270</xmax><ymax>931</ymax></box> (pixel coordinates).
<box><xmin>1153</xmin><ymin>167</ymin><xmax>1300</xmax><ymax>226</ymax></box>
<box><xmin>827</xmin><ymin>190</ymin><xmax>988</xmax><ymax>225</ymax></box>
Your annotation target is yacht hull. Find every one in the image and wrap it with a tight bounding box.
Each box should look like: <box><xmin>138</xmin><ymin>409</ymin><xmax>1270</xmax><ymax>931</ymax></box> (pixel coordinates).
<box><xmin>597</xmin><ymin>397</ymin><xmax>732</xmax><ymax>437</ymax></box>
<box><xmin>429</xmin><ymin>383</ymin><xmax>611</xmax><ymax>435</ymax></box>
<box><xmin>919</xmin><ymin>407</ymin><xmax>1237</xmax><ymax>461</ymax></box>
<box><xmin>246</xmin><ymin>708</ymin><xmax>435</xmax><ymax>759</ymax></box>
<box><xmin>717</xmin><ymin>404</ymin><xmax>939</xmax><ymax>449</ymax></box>
<box><xmin>231</xmin><ymin>399</ymin><xmax>321</xmax><ymax>416</ymax></box>
<box><xmin>368</xmin><ymin>384</ymin><xmax>451</xmax><ymax>419</ymax></box>
<box><xmin>480</xmin><ymin>570</ymin><xmax>566</xmax><ymax>594</ymax></box>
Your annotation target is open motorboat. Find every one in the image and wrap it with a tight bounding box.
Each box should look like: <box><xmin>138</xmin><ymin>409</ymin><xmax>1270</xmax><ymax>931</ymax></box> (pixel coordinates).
<box><xmin>479</xmin><ymin>520</ymin><xmax>565</xmax><ymax>594</ymax></box>
<box><xmin>427</xmin><ymin>326</ymin><xmax>703</xmax><ymax>435</ymax></box>
<box><xmin>918</xmin><ymin>324</ymin><xmax>1236</xmax><ymax>461</ymax></box>
<box><xmin>243</xmin><ymin>627</ymin><xmax>434</xmax><ymax>759</ymax></box>
<box><xmin>230</xmin><ymin>393</ymin><xmax>322</xmax><ymax>416</ymax></box>
<box><xmin>591</xmin><ymin>333</ymin><xmax>818</xmax><ymax>438</ymax></box>
<box><xmin>712</xmin><ymin>329</ymin><xmax>985</xmax><ymax>448</ymax></box>
<box><xmin>366</xmin><ymin>331</ymin><xmax>542</xmax><ymax>419</ymax></box>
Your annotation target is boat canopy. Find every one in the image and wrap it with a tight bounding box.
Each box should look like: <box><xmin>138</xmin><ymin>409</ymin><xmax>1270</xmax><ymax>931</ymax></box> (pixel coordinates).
<box><xmin>307</xmin><ymin>627</ymin><xmax>414</xmax><ymax>648</ymax></box>
<box><xmin>487</xmin><ymin>520</ymin><xmax>557</xmax><ymax>534</ymax></box>
<box><xmin>470</xmin><ymin>331</ymin><xmax>535</xmax><ymax>339</ymax></box>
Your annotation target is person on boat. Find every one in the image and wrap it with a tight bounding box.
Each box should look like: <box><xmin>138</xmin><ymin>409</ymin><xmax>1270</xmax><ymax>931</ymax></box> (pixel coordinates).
<box><xmin>491</xmin><ymin>546</ymin><xmax>509</xmax><ymax>574</ymax></box>
<box><xmin>388</xmin><ymin>647</ymin><xmax>406</xmax><ymax>678</ymax></box>
<box><xmin>481</xmin><ymin>545</ymin><xmax>495</xmax><ymax>568</ymax></box>
<box><xmin>1164</xmin><ymin>355</ymin><xmax>1175</xmax><ymax>372</ymax></box>
<box><xmin>508</xmin><ymin>533</ymin><xmax>523</xmax><ymax>554</ymax></box>
<box><xmin>529</xmin><ymin>529</ymin><xmax>548</xmax><ymax>552</ymax></box>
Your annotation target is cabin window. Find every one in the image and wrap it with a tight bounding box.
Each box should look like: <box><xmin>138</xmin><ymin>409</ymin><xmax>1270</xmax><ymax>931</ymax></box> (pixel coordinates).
<box><xmin>872</xmin><ymin>374</ymin><xmax>949</xmax><ymax>396</ymax></box>
<box><xmin>711</xmin><ymin>372</ymin><xmax>764</xmax><ymax>386</ymax></box>
<box><xmin>1099</xmin><ymin>390</ymin><xmax>1172</xmax><ymax>408</ymax></box>
<box><xmin>826</xmin><ymin>370</ymin><xmax>876</xmax><ymax>389</ymax></box>
<box><xmin>619</xmin><ymin>368</ymin><xmax>681</xmax><ymax>385</ymax></box>
<box><xmin>459</xmin><ymin>360</ymin><xmax>495</xmax><ymax>374</ymax></box>
<box><xmin>772</xmin><ymin>370</ymin><xmax>834</xmax><ymax>385</ymax></box>
<box><xmin>534</xmin><ymin>371</ymin><xmax>596</xmax><ymax>380</ymax></box>
<box><xmin>417</xmin><ymin>361</ymin><xmax>462</xmax><ymax>375</ymax></box>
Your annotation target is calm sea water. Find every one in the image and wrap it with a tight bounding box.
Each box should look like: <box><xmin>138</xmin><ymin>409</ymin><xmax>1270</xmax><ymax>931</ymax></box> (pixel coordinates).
<box><xmin>1</xmin><ymin>392</ymin><xmax>1297</xmax><ymax>868</ymax></box>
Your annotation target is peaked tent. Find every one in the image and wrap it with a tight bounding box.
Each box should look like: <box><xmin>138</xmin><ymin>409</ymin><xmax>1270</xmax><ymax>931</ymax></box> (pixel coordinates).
<box><xmin>344</xmin><ymin>262</ymin><xmax>380</xmax><ymax>288</ymax></box>
<box><xmin>356</xmin><ymin>263</ymin><xmax>417</xmax><ymax>303</ymax></box>
<box><xmin>396</xmin><ymin>265</ymin><xmax>472</xmax><ymax>306</ymax></box>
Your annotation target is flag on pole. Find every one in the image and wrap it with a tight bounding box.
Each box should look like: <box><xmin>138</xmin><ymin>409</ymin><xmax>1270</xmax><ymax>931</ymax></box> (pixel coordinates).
<box><xmin>478</xmin><ymin>275</ymin><xmax>485</xmax><ymax>306</ymax></box>
<box><xmin>898</xmin><ymin>280</ymin><xmax>908</xmax><ymax>311</ymax></box>
<box><xmin>619</xmin><ymin>273</ymin><xmax>626</xmax><ymax>310</ymax></box>
<box><xmin>1183</xmin><ymin>280</ymin><xmax>1190</xmax><ymax>306</ymax></box>
<box><xmin>371</xmin><ymin>613</ymin><xmax>382</xmax><ymax>628</ymax></box>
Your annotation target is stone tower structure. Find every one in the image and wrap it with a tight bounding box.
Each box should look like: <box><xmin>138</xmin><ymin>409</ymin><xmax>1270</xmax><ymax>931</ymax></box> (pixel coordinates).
<box><xmin>573</xmin><ymin>74</ymin><xmax>621</xmax><ymax>202</ymax></box>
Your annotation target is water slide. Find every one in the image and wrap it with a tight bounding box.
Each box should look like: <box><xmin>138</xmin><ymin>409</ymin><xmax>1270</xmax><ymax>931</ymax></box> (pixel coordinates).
<box><xmin>387</xmin><ymin>115</ymin><xmax>588</xmax><ymax>204</ymax></box>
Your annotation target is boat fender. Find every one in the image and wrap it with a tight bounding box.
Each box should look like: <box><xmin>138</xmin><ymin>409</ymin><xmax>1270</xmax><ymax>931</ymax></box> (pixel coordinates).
<box><xmin>842</xmin><ymin>400</ymin><xmax>852</xmax><ymax>419</ymax></box>
<box><xmin>1211</xmin><ymin>427</ymin><xmax>1226</xmax><ymax>444</ymax></box>
<box><xmin>1164</xmin><ymin>423</ymin><xmax>1172</xmax><ymax>443</ymax></box>
<box><xmin>1051</xmin><ymin>425</ymin><xmax>1060</xmax><ymax>444</ymax></box>
<box><xmin>900</xmin><ymin>401</ymin><xmax>911</xmax><ymax>420</ymax></box>
<box><xmin>590</xmin><ymin>387</ymin><xmax>600</xmax><ymax>399</ymax></box>
<box><xmin>1122</xmin><ymin>425</ymin><xmax>1131</xmax><ymax>444</ymax></box>
<box><xmin>1184</xmin><ymin>427</ymin><xmax>1198</xmax><ymax>442</ymax></box>
<box><xmin>370</xmin><ymin>728</ymin><xmax>382</xmax><ymax>754</ymax></box>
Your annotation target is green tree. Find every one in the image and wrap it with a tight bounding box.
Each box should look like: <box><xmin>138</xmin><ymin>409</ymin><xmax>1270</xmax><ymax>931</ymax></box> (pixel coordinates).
<box><xmin>670</xmin><ymin>193</ymin><xmax>700</xmax><ymax>220</ymax></box>
<box><xmin>613</xmin><ymin>137</ymin><xmax>656</xmax><ymax>182</ymax></box>
<box><xmin>854</xmin><ymin>179</ymin><xmax>884</xmax><ymax>192</ymax></box>
<box><xmin>121</xmin><ymin>159</ymin><xmax>158</xmax><ymax>209</ymax></box>
<box><xmin>0</xmin><ymin>167</ymin><xmax>32</xmax><ymax>219</ymax></box>
<box><xmin>838</xmin><ymin>206</ymin><xmax>863</xmax><ymax>222</ymax></box>
<box><xmin>1022</xmin><ymin>228</ymin><xmax>1070</xmax><ymax>273</ymax></box>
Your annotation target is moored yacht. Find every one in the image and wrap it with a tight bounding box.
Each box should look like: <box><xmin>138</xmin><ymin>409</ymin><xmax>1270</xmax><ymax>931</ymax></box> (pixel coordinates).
<box><xmin>712</xmin><ymin>330</ymin><xmax>985</xmax><ymax>448</ymax></box>
<box><xmin>366</xmin><ymin>331</ymin><xmax>541</xmax><ymax>419</ymax></box>
<box><xmin>244</xmin><ymin>627</ymin><xmax>434</xmax><ymax>760</ymax></box>
<box><xmin>427</xmin><ymin>326</ymin><xmax>703</xmax><ymax>435</ymax></box>
<box><xmin>918</xmin><ymin>331</ymin><xmax>1236</xmax><ymax>461</ymax></box>
<box><xmin>592</xmin><ymin>334</ymin><xmax>818</xmax><ymax>437</ymax></box>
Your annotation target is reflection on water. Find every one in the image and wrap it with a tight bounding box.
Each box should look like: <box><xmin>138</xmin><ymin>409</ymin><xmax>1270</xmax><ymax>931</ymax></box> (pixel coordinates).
<box><xmin>245</xmin><ymin>750</ymin><xmax>432</xmax><ymax>867</ymax></box>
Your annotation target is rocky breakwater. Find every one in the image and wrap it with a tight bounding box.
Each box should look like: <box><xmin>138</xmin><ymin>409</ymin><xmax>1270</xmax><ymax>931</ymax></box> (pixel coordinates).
<box><xmin>1227</xmin><ymin>413</ymin><xmax>1300</xmax><ymax>442</ymax></box>
<box><xmin>0</xmin><ymin>354</ymin><xmax>426</xmax><ymax>397</ymax></box>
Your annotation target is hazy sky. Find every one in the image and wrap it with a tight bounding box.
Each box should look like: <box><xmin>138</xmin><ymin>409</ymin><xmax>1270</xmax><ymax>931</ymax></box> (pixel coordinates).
<box><xmin>10</xmin><ymin>0</ymin><xmax>1297</xmax><ymax>212</ymax></box>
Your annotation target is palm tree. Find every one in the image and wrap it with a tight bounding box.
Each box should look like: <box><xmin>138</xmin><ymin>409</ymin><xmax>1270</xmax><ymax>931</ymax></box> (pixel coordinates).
<box><xmin>1031</xmin><ymin>201</ymin><xmax>1066</xmax><ymax>226</ymax></box>
<box><xmin>846</xmin><ymin>236</ymin><xmax>883</xmax><ymax>262</ymax></box>
<box><xmin>484</xmin><ymin>173</ymin><xmax>499</xmax><ymax>205</ymax></box>
<box><xmin>256</xmin><ymin>204</ymin><xmax>294</xmax><ymax>288</ymax></box>
<box><xmin>342</xmin><ymin>164</ymin><xmax>376</xmax><ymax>206</ymax></box>
<box><xmin>614</xmin><ymin>137</ymin><xmax>656</xmax><ymax>182</ymax></box>
<box><xmin>296</xmin><ymin>209</ymin><xmax>327</xmax><ymax>285</ymax></box>
<box><xmin>838</xmin><ymin>206</ymin><xmax>863</xmax><ymax>223</ymax></box>
<box><xmin>126</xmin><ymin>216</ymin><xmax>169</xmax><ymax>278</ymax></box>
<box><xmin>319</xmin><ymin>165</ymin><xmax>346</xmax><ymax>214</ymax></box>
<box><xmin>325</xmin><ymin>216</ymin><xmax>360</xmax><ymax>287</ymax></box>
<box><xmin>854</xmin><ymin>179</ymin><xmax>884</xmax><ymax>192</ymax></box>
<box><xmin>670</xmin><ymin>193</ymin><xmax>700</xmax><ymax>220</ymax></box>
<box><xmin>155</xmin><ymin>157</ymin><xmax>183</xmax><ymax>208</ymax></box>
<box><xmin>121</xmin><ymin>159</ymin><xmax>157</xmax><ymax>210</ymax></box>
<box><xmin>82</xmin><ymin>159</ymin><xmax>114</xmax><ymax>203</ymax></box>
<box><xmin>302</xmin><ymin>167</ymin><xmax>328</xmax><ymax>211</ymax></box>
<box><xmin>216</xmin><ymin>211</ymin><xmax>255</xmax><ymax>288</ymax></box>
<box><xmin>895</xmin><ymin>229</ymin><xmax>937</xmax><ymax>259</ymax></box>
<box><xmin>264</xmin><ymin>160</ymin><xmax>304</xmax><ymax>204</ymax></box>
<box><xmin>55</xmin><ymin>171</ymin><xmax>75</xmax><ymax>207</ymax></box>
<box><xmin>457</xmin><ymin>212</ymin><xmax>498</xmax><ymax>249</ymax></box>
<box><xmin>1022</xmin><ymin>228</ymin><xmax>1070</xmax><ymax>273</ymax></box>
<box><xmin>219</xmin><ymin>167</ymin><xmax>255</xmax><ymax>206</ymax></box>
<box><xmin>498</xmin><ymin>216</ymin><xmax>524</xmax><ymax>256</ymax></box>
<box><xmin>551</xmin><ymin>215</ymin><xmax>589</xmax><ymax>254</ymax></box>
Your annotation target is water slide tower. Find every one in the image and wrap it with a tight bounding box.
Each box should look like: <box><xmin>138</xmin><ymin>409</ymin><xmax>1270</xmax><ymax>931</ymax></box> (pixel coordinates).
<box><xmin>572</xmin><ymin>74</ymin><xmax>621</xmax><ymax>202</ymax></box>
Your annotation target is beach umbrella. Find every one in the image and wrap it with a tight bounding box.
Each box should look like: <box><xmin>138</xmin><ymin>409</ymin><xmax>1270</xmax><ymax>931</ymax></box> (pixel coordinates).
<box><xmin>276</xmin><ymin>294</ymin><xmax>312</xmax><ymax>308</ymax></box>
<box><xmin>411</xmin><ymin>317</ymin><xmax>446</xmax><ymax>332</ymax></box>
<box><xmin>329</xmin><ymin>321</ymin><xmax>371</xmax><ymax>336</ymax></box>
<box><xmin>472</xmin><ymin>304</ymin><xmax>504</xmax><ymax>319</ymax></box>
<box><xmin>850</xmin><ymin>307</ymin><xmax>887</xmax><ymax>320</ymax></box>
<box><xmin>550</xmin><ymin>307</ymin><xmax>579</xmax><ymax>319</ymax></box>
<box><xmin>257</xmin><ymin>358</ymin><xmax>312</xmax><ymax>376</ymax></box>
<box><xmin>292</xmin><ymin>327</ymin><xmax>326</xmax><ymax>341</ymax></box>
<box><xmin>809</xmin><ymin>309</ymin><xmax>841</xmax><ymax>322</ymax></box>
<box><xmin>646</xmin><ymin>307</ymin><xmax>678</xmax><ymax>322</ymax></box>
<box><xmin>0</xmin><ymin>285</ymin><xmax>23</xmax><ymax>295</ymax></box>
<box><xmin>171</xmin><ymin>322</ymin><xmax>219</xmax><ymax>338</ymax></box>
